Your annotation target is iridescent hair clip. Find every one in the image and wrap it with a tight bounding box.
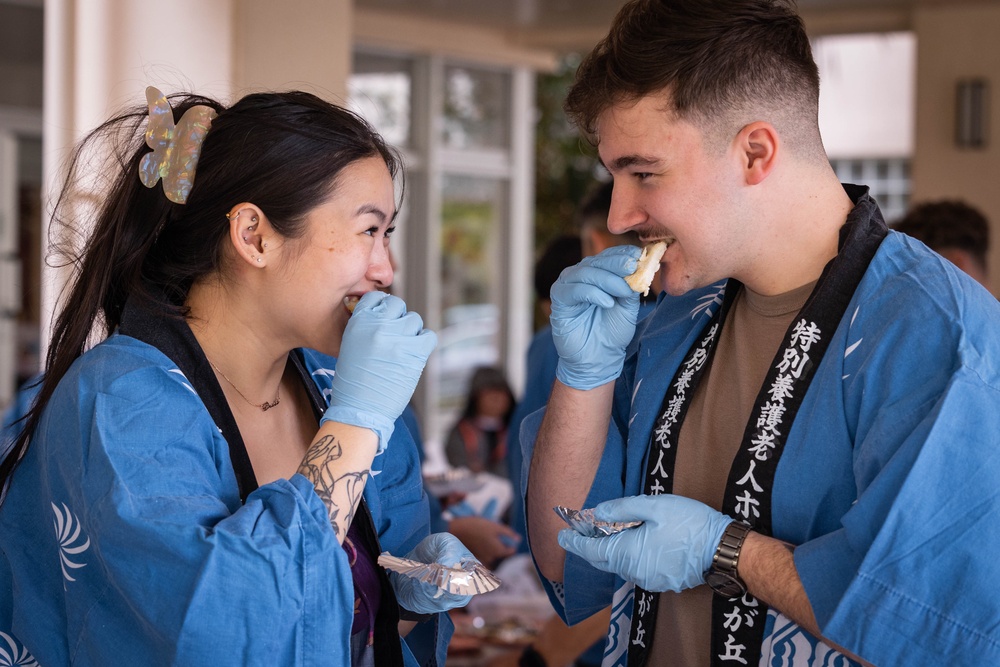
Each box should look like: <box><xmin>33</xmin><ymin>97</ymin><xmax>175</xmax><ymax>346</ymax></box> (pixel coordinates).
<box><xmin>138</xmin><ymin>86</ymin><xmax>217</xmax><ymax>204</ymax></box>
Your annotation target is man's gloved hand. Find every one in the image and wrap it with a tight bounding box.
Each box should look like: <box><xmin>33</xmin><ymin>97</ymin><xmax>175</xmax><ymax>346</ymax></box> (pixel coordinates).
<box><xmin>557</xmin><ymin>494</ymin><xmax>734</xmax><ymax>593</ymax></box>
<box><xmin>390</xmin><ymin>533</ymin><xmax>476</xmax><ymax>615</ymax></box>
<box><xmin>322</xmin><ymin>291</ymin><xmax>437</xmax><ymax>454</ymax></box>
<box><xmin>550</xmin><ymin>245</ymin><xmax>642</xmax><ymax>390</ymax></box>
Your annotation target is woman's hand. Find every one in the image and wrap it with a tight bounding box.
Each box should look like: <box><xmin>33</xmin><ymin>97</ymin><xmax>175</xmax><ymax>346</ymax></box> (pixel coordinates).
<box><xmin>389</xmin><ymin>533</ymin><xmax>477</xmax><ymax>615</ymax></box>
<box><xmin>321</xmin><ymin>292</ymin><xmax>436</xmax><ymax>453</ymax></box>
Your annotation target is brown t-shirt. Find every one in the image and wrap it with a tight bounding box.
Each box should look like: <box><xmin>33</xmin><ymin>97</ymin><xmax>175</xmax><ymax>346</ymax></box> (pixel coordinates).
<box><xmin>649</xmin><ymin>280</ymin><xmax>815</xmax><ymax>666</ymax></box>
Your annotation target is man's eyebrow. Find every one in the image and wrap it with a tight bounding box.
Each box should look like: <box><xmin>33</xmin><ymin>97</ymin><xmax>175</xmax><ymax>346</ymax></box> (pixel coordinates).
<box><xmin>604</xmin><ymin>155</ymin><xmax>663</xmax><ymax>173</ymax></box>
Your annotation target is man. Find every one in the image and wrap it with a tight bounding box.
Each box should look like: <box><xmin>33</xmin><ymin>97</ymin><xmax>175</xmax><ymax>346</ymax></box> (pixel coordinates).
<box><xmin>523</xmin><ymin>1</ymin><xmax>1000</xmax><ymax>666</ymax></box>
<box><xmin>894</xmin><ymin>199</ymin><xmax>991</xmax><ymax>288</ymax></box>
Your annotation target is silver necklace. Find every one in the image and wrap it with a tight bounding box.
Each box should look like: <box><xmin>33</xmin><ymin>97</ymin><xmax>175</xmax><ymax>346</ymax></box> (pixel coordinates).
<box><xmin>207</xmin><ymin>359</ymin><xmax>281</xmax><ymax>412</ymax></box>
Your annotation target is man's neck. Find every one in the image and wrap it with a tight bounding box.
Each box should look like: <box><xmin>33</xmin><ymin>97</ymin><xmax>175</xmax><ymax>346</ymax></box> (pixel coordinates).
<box><xmin>740</xmin><ymin>173</ymin><xmax>855</xmax><ymax>296</ymax></box>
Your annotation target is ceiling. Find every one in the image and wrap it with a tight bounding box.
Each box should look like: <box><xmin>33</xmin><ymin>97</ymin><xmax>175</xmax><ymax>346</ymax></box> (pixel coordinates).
<box><xmin>3</xmin><ymin>0</ymin><xmax>999</xmax><ymax>75</ymax></box>
<box><xmin>356</xmin><ymin>0</ymin><xmax>1000</xmax><ymax>50</ymax></box>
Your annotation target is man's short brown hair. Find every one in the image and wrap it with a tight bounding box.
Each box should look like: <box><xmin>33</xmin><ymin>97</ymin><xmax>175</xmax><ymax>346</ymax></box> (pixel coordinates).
<box><xmin>565</xmin><ymin>0</ymin><xmax>822</xmax><ymax>154</ymax></box>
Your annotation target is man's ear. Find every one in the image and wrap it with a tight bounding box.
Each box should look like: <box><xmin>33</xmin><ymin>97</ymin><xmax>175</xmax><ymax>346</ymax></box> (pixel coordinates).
<box><xmin>736</xmin><ymin>121</ymin><xmax>779</xmax><ymax>186</ymax></box>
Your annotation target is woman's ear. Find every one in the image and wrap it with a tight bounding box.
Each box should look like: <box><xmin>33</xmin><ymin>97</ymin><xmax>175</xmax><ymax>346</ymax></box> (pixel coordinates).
<box><xmin>736</xmin><ymin>121</ymin><xmax>779</xmax><ymax>186</ymax></box>
<box><xmin>225</xmin><ymin>203</ymin><xmax>270</xmax><ymax>268</ymax></box>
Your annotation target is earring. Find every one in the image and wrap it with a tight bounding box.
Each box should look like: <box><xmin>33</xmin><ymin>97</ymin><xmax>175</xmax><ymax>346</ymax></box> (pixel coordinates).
<box><xmin>243</xmin><ymin>236</ymin><xmax>249</xmax><ymax>242</ymax></box>
<box><xmin>263</xmin><ymin>242</ymin><xmax>268</xmax><ymax>248</ymax></box>
<box><xmin>251</xmin><ymin>215</ymin><xmax>259</xmax><ymax>223</ymax></box>
<box><xmin>256</xmin><ymin>257</ymin><xmax>261</xmax><ymax>263</ymax></box>
<box><xmin>226</xmin><ymin>211</ymin><xmax>240</xmax><ymax>221</ymax></box>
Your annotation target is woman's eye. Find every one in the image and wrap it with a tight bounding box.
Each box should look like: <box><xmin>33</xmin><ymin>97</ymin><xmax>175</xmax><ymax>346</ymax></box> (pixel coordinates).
<box><xmin>385</xmin><ymin>225</ymin><xmax>396</xmax><ymax>239</ymax></box>
<box><xmin>364</xmin><ymin>226</ymin><xmax>378</xmax><ymax>237</ymax></box>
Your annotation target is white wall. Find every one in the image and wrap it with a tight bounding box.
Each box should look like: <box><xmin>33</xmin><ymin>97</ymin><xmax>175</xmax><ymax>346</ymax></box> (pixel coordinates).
<box><xmin>815</xmin><ymin>31</ymin><xmax>916</xmax><ymax>160</ymax></box>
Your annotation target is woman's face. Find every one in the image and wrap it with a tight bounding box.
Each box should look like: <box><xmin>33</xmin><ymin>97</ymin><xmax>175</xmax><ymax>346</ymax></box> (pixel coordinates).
<box><xmin>269</xmin><ymin>156</ymin><xmax>397</xmax><ymax>355</ymax></box>
<box><xmin>476</xmin><ymin>387</ymin><xmax>511</xmax><ymax>420</ymax></box>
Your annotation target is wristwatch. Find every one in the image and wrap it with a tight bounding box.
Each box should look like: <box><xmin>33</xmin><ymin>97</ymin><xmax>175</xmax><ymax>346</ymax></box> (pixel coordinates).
<box><xmin>705</xmin><ymin>520</ymin><xmax>752</xmax><ymax>597</ymax></box>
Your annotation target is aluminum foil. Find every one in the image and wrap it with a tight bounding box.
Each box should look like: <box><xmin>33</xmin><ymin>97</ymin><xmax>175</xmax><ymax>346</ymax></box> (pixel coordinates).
<box><xmin>553</xmin><ymin>505</ymin><xmax>643</xmax><ymax>538</ymax></box>
<box><xmin>378</xmin><ymin>553</ymin><xmax>502</xmax><ymax>596</ymax></box>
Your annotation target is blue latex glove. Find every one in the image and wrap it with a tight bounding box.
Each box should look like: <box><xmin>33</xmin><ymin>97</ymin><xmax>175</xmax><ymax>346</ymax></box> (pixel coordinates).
<box><xmin>322</xmin><ymin>291</ymin><xmax>437</xmax><ymax>454</ymax></box>
<box><xmin>557</xmin><ymin>494</ymin><xmax>734</xmax><ymax>593</ymax></box>
<box><xmin>550</xmin><ymin>245</ymin><xmax>642</xmax><ymax>390</ymax></box>
<box><xmin>390</xmin><ymin>533</ymin><xmax>476</xmax><ymax>615</ymax></box>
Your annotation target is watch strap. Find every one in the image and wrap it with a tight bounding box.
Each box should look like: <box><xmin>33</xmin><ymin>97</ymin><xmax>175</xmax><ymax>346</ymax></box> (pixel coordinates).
<box><xmin>705</xmin><ymin>520</ymin><xmax>752</xmax><ymax>597</ymax></box>
<box><xmin>713</xmin><ymin>520</ymin><xmax>751</xmax><ymax>576</ymax></box>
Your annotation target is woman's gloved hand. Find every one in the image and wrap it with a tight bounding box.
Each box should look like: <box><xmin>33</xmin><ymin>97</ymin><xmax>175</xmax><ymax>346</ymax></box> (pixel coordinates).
<box><xmin>557</xmin><ymin>494</ymin><xmax>734</xmax><ymax>593</ymax></box>
<box><xmin>389</xmin><ymin>533</ymin><xmax>477</xmax><ymax>615</ymax></box>
<box><xmin>322</xmin><ymin>291</ymin><xmax>437</xmax><ymax>454</ymax></box>
<box><xmin>550</xmin><ymin>246</ymin><xmax>642</xmax><ymax>390</ymax></box>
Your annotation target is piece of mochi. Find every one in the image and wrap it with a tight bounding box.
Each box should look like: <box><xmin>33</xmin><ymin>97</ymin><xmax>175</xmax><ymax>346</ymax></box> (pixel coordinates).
<box><xmin>625</xmin><ymin>241</ymin><xmax>668</xmax><ymax>296</ymax></box>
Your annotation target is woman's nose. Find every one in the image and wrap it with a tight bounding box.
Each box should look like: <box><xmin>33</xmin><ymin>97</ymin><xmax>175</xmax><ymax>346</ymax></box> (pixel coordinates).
<box><xmin>368</xmin><ymin>242</ymin><xmax>394</xmax><ymax>288</ymax></box>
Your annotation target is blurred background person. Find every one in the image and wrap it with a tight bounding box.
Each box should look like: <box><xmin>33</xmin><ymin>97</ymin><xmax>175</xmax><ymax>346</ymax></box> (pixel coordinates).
<box><xmin>506</xmin><ymin>234</ymin><xmax>583</xmax><ymax>553</ymax></box>
<box><xmin>495</xmin><ymin>179</ymin><xmax>655</xmax><ymax>667</ymax></box>
<box><xmin>445</xmin><ymin>365</ymin><xmax>516</xmax><ymax>477</ymax></box>
<box><xmin>893</xmin><ymin>199</ymin><xmax>991</xmax><ymax>287</ymax></box>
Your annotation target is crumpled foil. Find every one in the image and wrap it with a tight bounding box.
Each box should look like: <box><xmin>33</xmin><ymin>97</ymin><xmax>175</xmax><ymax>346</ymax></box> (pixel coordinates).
<box><xmin>553</xmin><ymin>505</ymin><xmax>643</xmax><ymax>538</ymax></box>
<box><xmin>377</xmin><ymin>553</ymin><xmax>502</xmax><ymax>596</ymax></box>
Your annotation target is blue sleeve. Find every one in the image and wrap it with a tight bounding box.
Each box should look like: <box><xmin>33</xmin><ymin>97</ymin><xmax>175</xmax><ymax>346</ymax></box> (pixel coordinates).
<box><xmin>11</xmin><ymin>358</ymin><xmax>355</xmax><ymax>665</ymax></box>
<box><xmin>375</xmin><ymin>421</ymin><xmax>453</xmax><ymax>667</ymax></box>
<box><xmin>369</xmin><ymin>413</ymin><xmax>432</xmax><ymax>558</ymax></box>
<box><xmin>794</xmin><ymin>271</ymin><xmax>1000</xmax><ymax>665</ymax></box>
<box><xmin>507</xmin><ymin>327</ymin><xmax>559</xmax><ymax>550</ymax></box>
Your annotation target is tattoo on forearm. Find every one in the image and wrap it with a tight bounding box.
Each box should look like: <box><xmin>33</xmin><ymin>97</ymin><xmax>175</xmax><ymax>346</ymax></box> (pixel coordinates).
<box><xmin>299</xmin><ymin>434</ymin><xmax>370</xmax><ymax>540</ymax></box>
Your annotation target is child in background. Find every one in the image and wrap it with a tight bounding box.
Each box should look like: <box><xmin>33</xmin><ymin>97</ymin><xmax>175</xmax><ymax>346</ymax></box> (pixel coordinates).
<box><xmin>445</xmin><ymin>366</ymin><xmax>514</xmax><ymax>478</ymax></box>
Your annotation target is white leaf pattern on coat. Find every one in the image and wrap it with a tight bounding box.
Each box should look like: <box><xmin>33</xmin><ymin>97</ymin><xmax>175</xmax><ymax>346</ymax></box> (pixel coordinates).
<box><xmin>51</xmin><ymin>502</ymin><xmax>89</xmax><ymax>582</ymax></box>
<box><xmin>0</xmin><ymin>631</ymin><xmax>39</xmax><ymax>666</ymax></box>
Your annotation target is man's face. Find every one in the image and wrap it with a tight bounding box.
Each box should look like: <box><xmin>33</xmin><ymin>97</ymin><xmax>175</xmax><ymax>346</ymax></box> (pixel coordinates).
<box><xmin>597</xmin><ymin>94</ymin><xmax>754</xmax><ymax>296</ymax></box>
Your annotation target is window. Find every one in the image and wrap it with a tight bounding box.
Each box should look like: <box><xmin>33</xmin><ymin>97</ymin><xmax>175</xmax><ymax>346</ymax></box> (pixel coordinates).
<box><xmin>349</xmin><ymin>53</ymin><xmax>534</xmax><ymax>465</ymax></box>
<box><xmin>830</xmin><ymin>157</ymin><xmax>911</xmax><ymax>223</ymax></box>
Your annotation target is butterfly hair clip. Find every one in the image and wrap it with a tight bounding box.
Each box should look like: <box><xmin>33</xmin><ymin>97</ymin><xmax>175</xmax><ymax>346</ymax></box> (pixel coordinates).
<box><xmin>138</xmin><ymin>86</ymin><xmax>217</xmax><ymax>204</ymax></box>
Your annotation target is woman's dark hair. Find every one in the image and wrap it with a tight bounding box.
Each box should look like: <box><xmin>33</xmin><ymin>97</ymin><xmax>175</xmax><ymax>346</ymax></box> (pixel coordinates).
<box><xmin>0</xmin><ymin>90</ymin><xmax>402</xmax><ymax>496</ymax></box>
<box><xmin>565</xmin><ymin>0</ymin><xmax>822</xmax><ymax>154</ymax></box>
<box><xmin>460</xmin><ymin>366</ymin><xmax>516</xmax><ymax>425</ymax></box>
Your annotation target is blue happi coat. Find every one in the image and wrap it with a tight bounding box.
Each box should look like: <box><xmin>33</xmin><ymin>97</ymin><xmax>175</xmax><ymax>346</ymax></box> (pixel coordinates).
<box><xmin>0</xmin><ymin>340</ymin><xmax>447</xmax><ymax>666</ymax></box>
<box><xmin>521</xmin><ymin>225</ymin><xmax>1000</xmax><ymax>666</ymax></box>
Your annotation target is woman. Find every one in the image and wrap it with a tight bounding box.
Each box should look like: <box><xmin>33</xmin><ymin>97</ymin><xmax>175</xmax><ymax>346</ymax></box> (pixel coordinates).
<box><xmin>445</xmin><ymin>366</ymin><xmax>515</xmax><ymax>478</ymax></box>
<box><xmin>0</xmin><ymin>87</ymin><xmax>472</xmax><ymax>666</ymax></box>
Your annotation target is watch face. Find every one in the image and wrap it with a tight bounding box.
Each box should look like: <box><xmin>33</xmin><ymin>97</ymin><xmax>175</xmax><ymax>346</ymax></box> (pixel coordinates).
<box><xmin>705</xmin><ymin>570</ymin><xmax>747</xmax><ymax>598</ymax></box>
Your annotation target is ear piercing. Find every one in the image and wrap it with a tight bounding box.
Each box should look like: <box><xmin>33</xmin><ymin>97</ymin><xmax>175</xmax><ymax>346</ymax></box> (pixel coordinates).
<box><xmin>226</xmin><ymin>210</ymin><xmax>259</xmax><ymax>226</ymax></box>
